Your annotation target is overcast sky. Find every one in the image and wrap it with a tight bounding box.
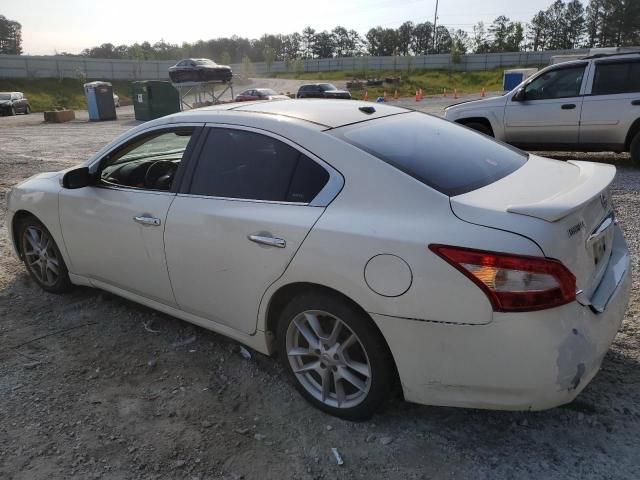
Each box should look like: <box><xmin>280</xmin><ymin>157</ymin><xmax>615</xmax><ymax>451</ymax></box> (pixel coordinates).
<box><xmin>5</xmin><ymin>0</ymin><xmax>566</xmax><ymax>55</ymax></box>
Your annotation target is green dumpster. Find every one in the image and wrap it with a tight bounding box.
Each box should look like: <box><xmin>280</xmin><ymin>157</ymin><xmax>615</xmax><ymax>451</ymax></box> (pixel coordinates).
<box><xmin>132</xmin><ymin>81</ymin><xmax>180</xmax><ymax>121</ymax></box>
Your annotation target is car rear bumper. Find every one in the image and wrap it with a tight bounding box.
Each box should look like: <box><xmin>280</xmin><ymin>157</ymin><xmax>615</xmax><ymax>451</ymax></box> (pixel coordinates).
<box><xmin>371</xmin><ymin>235</ymin><xmax>631</xmax><ymax>411</ymax></box>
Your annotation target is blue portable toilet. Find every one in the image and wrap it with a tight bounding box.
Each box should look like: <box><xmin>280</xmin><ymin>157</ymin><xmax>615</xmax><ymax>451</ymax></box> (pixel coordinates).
<box><xmin>84</xmin><ymin>81</ymin><xmax>117</xmax><ymax>121</ymax></box>
<box><xmin>503</xmin><ymin>68</ymin><xmax>538</xmax><ymax>92</ymax></box>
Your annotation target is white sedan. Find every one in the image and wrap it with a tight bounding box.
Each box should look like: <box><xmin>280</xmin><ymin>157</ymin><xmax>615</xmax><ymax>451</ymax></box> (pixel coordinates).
<box><xmin>6</xmin><ymin>100</ymin><xmax>631</xmax><ymax>420</ymax></box>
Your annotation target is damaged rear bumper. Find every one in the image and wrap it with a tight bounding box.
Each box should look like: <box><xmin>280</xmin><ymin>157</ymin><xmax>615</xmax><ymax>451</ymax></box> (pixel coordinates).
<box><xmin>371</xmin><ymin>237</ymin><xmax>631</xmax><ymax>411</ymax></box>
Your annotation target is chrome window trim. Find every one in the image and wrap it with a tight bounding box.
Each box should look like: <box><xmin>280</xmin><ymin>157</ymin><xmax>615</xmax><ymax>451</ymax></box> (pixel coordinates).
<box><xmin>96</xmin><ymin>183</ymin><xmax>178</xmax><ymax>196</ymax></box>
<box><xmin>176</xmin><ymin>192</ymin><xmax>313</xmax><ymax>206</ymax></box>
<box><xmin>199</xmin><ymin>122</ymin><xmax>344</xmax><ymax>208</ymax></box>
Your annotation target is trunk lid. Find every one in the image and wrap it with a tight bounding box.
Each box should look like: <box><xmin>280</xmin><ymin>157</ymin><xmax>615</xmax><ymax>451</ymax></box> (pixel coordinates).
<box><xmin>450</xmin><ymin>156</ymin><xmax>616</xmax><ymax>301</ymax></box>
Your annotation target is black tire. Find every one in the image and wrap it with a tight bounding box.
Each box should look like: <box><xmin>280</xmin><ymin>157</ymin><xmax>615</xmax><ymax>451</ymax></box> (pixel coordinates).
<box><xmin>277</xmin><ymin>291</ymin><xmax>395</xmax><ymax>420</ymax></box>
<box><xmin>631</xmin><ymin>131</ymin><xmax>640</xmax><ymax>165</ymax></box>
<box><xmin>9</xmin><ymin>106</ymin><xmax>16</xmax><ymax>116</ymax></box>
<box><xmin>464</xmin><ymin>121</ymin><xmax>493</xmax><ymax>136</ymax></box>
<box><xmin>18</xmin><ymin>216</ymin><xmax>73</xmax><ymax>294</ymax></box>
<box><xmin>25</xmin><ymin>105</ymin><xmax>31</xmax><ymax>114</ymax></box>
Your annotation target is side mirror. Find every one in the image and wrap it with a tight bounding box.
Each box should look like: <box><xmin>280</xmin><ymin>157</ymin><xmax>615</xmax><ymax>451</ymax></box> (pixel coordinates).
<box><xmin>62</xmin><ymin>167</ymin><xmax>93</xmax><ymax>189</ymax></box>
<box><xmin>512</xmin><ymin>87</ymin><xmax>526</xmax><ymax>102</ymax></box>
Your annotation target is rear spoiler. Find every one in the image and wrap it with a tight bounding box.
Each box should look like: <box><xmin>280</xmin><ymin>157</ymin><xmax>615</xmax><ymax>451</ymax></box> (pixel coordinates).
<box><xmin>506</xmin><ymin>161</ymin><xmax>616</xmax><ymax>222</ymax></box>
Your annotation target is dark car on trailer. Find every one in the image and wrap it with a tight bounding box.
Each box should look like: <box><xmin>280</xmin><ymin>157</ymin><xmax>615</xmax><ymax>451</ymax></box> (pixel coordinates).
<box><xmin>168</xmin><ymin>58</ymin><xmax>233</xmax><ymax>83</ymax></box>
<box><xmin>296</xmin><ymin>83</ymin><xmax>351</xmax><ymax>99</ymax></box>
<box><xmin>0</xmin><ymin>92</ymin><xmax>31</xmax><ymax>116</ymax></box>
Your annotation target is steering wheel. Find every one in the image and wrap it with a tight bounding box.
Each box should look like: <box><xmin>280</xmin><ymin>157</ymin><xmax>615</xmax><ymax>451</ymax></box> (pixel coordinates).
<box><xmin>144</xmin><ymin>161</ymin><xmax>177</xmax><ymax>190</ymax></box>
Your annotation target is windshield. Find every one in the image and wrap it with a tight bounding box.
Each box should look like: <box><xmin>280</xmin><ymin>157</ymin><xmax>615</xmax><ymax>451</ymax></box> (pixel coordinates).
<box><xmin>0</xmin><ymin>93</ymin><xmax>11</xmax><ymax>100</ymax></box>
<box><xmin>332</xmin><ymin>112</ymin><xmax>528</xmax><ymax>196</ymax></box>
<box><xmin>195</xmin><ymin>59</ymin><xmax>214</xmax><ymax>65</ymax></box>
<box><xmin>257</xmin><ymin>89</ymin><xmax>278</xmax><ymax>96</ymax></box>
<box><xmin>319</xmin><ymin>84</ymin><xmax>337</xmax><ymax>91</ymax></box>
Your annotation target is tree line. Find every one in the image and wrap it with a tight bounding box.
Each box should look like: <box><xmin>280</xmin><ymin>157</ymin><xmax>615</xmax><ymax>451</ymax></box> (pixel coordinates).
<box><xmin>4</xmin><ymin>0</ymin><xmax>638</xmax><ymax>62</ymax></box>
<box><xmin>0</xmin><ymin>15</ymin><xmax>22</xmax><ymax>54</ymax></box>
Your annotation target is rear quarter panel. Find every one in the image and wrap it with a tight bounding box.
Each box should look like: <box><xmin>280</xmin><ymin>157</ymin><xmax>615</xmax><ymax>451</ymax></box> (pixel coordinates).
<box><xmin>258</xmin><ymin>132</ymin><xmax>542</xmax><ymax>330</ymax></box>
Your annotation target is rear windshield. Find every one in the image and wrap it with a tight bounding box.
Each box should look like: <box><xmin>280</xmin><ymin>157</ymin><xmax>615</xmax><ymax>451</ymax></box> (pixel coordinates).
<box><xmin>320</xmin><ymin>84</ymin><xmax>337</xmax><ymax>91</ymax></box>
<box><xmin>332</xmin><ymin>112</ymin><xmax>528</xmax><ymax>196</ymax></box>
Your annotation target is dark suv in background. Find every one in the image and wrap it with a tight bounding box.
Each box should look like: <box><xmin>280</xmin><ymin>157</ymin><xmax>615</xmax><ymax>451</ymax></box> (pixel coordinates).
<box><xmin>296</xmin><ymin>83</ymin><xmax>351</xmax><ymax>99</ymax></box>
<box><xmin>0</xmin><ymin>92</ymin><xmax>31</xmax><ymax>115</ymax></box>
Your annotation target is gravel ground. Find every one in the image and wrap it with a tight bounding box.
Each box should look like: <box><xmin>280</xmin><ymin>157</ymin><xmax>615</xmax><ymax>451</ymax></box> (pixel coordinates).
<box><xmin>1</xmin><ymin>102</ymin><xmax>639</xmax><ymax>480</ymax></box>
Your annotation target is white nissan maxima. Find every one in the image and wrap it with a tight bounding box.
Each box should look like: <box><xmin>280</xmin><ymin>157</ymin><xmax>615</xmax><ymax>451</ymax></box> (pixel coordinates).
<box><xmin>6</xmin><ymin>100</ymin><xmax>631</xmax><ymax>420</ymax></box>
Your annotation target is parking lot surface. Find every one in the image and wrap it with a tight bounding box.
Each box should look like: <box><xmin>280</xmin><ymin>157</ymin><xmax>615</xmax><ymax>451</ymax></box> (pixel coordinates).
<box><xmin>1</xmin><ymin>102</ymin><xmax>639</xmax><ymax>480</ymax></box>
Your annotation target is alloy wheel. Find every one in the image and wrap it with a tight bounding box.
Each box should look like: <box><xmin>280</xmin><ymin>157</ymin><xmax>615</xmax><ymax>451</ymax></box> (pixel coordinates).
<box><xmin>22</xmin><ymin>226</ymin><xmax>60</xmax><ymax>287</ymax></box>
<box><xmin>286</xmin><ymin>310</ymin><xmax>372</xmax><ymax>409</ymax></box>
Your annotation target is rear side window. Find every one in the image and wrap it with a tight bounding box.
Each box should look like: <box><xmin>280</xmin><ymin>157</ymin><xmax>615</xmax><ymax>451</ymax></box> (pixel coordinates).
<box><xmin>592</xmin><ymin>61</ymin><xmax>640</xmax><ymax>95</ymax></box>
<box><xmin>333</xmin><ymin>112</ymin><xmax>527</xmax><ymax>196</ymax></box>
<box><xmin>189</xmin><ymin>128</ymin><xmax>329</xmax><ymax>202</ymax></box>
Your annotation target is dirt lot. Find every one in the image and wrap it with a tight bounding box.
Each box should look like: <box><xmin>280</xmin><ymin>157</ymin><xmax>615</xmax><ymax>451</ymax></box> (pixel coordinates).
<box><xmin>1</xmin><ymin>101</ymin><xmax>639</xmax><ymax>480</ymax></box>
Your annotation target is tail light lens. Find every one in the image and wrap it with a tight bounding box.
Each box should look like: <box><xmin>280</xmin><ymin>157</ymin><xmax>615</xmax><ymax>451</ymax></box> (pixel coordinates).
<box><xmin>429</xmin><ymin>244</ymin><xmax>576</xmax><ymax>312</ymax></box>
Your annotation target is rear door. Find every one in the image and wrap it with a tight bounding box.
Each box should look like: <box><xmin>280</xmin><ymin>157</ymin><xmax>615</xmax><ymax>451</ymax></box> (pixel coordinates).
<box><xmin>164</xmin><ymin>125</ymin><xmax>339</xmax><ymax>334</ymax></box>
<box><xmin>580</xmin><ymin>58</ymin><xmax>640</xmax><ymax>148</ymax></box>
<box><xmin>504</xmin><ymin>63</ymin><xmax>588</xmax><ymax>147</ymax></box>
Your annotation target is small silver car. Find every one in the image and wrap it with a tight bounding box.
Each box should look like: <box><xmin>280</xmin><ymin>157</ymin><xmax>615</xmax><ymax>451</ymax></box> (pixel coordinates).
<box><xmin>445</xmin><ymin>52</ymin><xmax>640</xmax><ymax>164</ymax></box>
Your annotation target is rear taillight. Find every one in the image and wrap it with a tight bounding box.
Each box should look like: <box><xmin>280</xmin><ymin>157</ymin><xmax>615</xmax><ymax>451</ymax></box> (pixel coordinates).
<box><xmin>429</xmin><ymin>244</ymin><xmax>576</xmax><ymax>312</ymax></box>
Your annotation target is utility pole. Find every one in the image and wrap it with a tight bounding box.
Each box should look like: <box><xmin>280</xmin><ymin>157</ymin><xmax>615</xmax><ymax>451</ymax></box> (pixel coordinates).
<box><xmin>433</xmin><ymin>0</ymin><xmax>439</xmax><ymax>54</ymax></box>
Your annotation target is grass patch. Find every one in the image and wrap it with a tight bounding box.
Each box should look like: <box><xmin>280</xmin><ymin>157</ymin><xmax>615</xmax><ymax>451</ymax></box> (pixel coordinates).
<box><xmin>264</xmin><ymin>66</ymin><xmax>538</xmax><ymax>98</ymax></box>
<box><xmin>0</xmin><ymin>78</ymin><xmax>133</xmax><ymax>112</ymax></box>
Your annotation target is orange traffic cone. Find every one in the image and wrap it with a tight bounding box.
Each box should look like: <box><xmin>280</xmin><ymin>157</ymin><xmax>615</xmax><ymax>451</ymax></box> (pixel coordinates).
<box><xmin>481</xmin><ymin>87</ymin><xmax>486</xmax><ymax>97</ymax></box>
<box><xmin>415</xmin><ymin>89</ymin><xmax>420</xmax><ymax>102</ymax></box>
<box><xmin>443</xmin><ymin>88</ymin><xmax>447</xmax><ymax>97</ymax></box>
<box><xmin>454</xmin><ymin>89</ymin><xmax>458</xmax><ymax>99</ymax></box>
<box><xmin>419</xmin><ymin>88</ymin><xmax>423</xmax><ymax>100</ymax></box>
<box><xmin>393</xmin><ymin>89</ymin><xmax>398</xmax><ymax>101</ymax></box>
<box><xmin>383</xmin><ymin>90</ymin><xmax>388</xmax><ymax>102</ymax></box>
<box><xmin>363</xmin><ymin>90</ymin><xmax>368</xmax><ymax>101</ymax></box>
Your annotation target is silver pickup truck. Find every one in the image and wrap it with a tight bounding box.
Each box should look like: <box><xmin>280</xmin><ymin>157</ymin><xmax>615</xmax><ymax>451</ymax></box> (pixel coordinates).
<box><xmin>444</xmin><ymin>52</ymin><xmax>640</xmax><ymax>164</ymax></box>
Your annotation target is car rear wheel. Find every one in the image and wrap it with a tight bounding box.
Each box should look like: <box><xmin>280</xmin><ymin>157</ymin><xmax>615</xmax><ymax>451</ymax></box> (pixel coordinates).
<box><xmin>19</xmin><ymin>217</ymin><xmax>72</xmax><ymax>293</ymax></box>
<box><xmin>631</xmin><ymin>131</ymin><xmax>640</xmax><ymax>165</ymax></box>
<box><xmin>277</xmin><ymin>291</ymin><xmax>395</xmax><ymax>420</ymax></box>
<box><xmin>464</xmin><ymin>121</ymin><xmax>493</xmax><ymax>137</ymax></box>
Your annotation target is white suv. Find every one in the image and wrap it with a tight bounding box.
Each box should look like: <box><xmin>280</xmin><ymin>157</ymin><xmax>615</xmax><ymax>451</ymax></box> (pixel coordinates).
<box><xmin>444</xmin><ymin>52</ymin><xmax>640</xmax><ymax>164</ymax></box>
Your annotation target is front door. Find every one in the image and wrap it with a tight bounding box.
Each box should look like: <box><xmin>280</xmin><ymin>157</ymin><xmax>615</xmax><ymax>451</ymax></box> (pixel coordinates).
<box><xmin>59</xmin><ymin>127</ymin><xmax>198</xmax><ymax>306</ymax></box>
<box><xmin>164</xmin><ymin>126</ymin><xmax>333</xmax><ymax>334</ymax></box>
<box><xmin>504</xmin><ymin>63</ymin><xmax>587</xmax><ymax>147</ymax></box>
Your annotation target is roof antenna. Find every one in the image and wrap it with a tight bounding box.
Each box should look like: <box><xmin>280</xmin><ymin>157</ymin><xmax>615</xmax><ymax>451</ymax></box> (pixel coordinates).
<box><xmin>359</xmin><ymin>106</ymin><xmax>376</xmax><ymax>114</ymax></box>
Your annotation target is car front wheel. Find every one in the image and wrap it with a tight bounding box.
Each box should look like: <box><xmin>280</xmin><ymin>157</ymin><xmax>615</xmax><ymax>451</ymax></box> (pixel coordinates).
<box><xmin>19</xmin><ymin>217</ymin><xmax>73</xmax><ymax>293</ymax></box>
<box><xmin>631</xmin><ymin>131</ymin><xmax>640</xmax><ymax>165</ymax></box>
<box><xmin>277</xmin><ymin>291</ymin><xmax>395</xmax><ymax>420</ymax></box>
<box><xmin>464</xmin><ymin>121</ymin><xmax>493</xmax><ymax>136</ymax></box>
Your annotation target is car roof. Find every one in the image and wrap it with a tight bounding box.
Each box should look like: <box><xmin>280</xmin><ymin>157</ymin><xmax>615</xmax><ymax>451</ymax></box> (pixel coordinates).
<box><xmin>230</xmin><ymin>99</ymin><xmax>407</xmax><ymax>128</ymax></box>
<box><xmin>163</xmin><ymin>99</ymin><xmax>408</xmax><ymax>129</ymax></box>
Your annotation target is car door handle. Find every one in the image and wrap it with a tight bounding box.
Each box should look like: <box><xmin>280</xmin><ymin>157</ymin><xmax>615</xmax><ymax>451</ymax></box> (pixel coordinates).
<box><xmin>632</xmin><ymin>100</ymin><xmax>640</xmax><ymax>106</ymax></box>
<box><xmin>561</xmin><ymin>104</ymin><xmax>576</xmax><ymax>110</ymax></box>
<box><xmin>133</xmin><ymin>215</ymin><xmax>161</xmax><ymax>226</ymax></box>
<box><xmin>248</xmin><ymin>234</ymin><xmax>286</xmax><ymax>248</ymax></box>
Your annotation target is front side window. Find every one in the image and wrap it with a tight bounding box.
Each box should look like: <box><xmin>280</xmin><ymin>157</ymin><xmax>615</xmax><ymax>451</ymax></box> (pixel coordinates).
<box><xmin>100</xmin><ymin>129</ymin><xmax>193</xmax><ymax>191</ymax></box>
<box><xmin>592</xmin><ymin>61</ymin><xmax>640</xmax><ymax>95</ymax></box>
<box><xmin>524</xmin><ymin>65</ymin><xmax>586</xmax><ymax>100</ymax></box>
<box><xmin>333</xmin><ymin>112</ymin><xmax>527</xmax><ymax>197</ymax></box>
<box><xmin>189</xmin><ymin>128</ymin><xmax>329</xmax><ymax>202</ymax></box>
